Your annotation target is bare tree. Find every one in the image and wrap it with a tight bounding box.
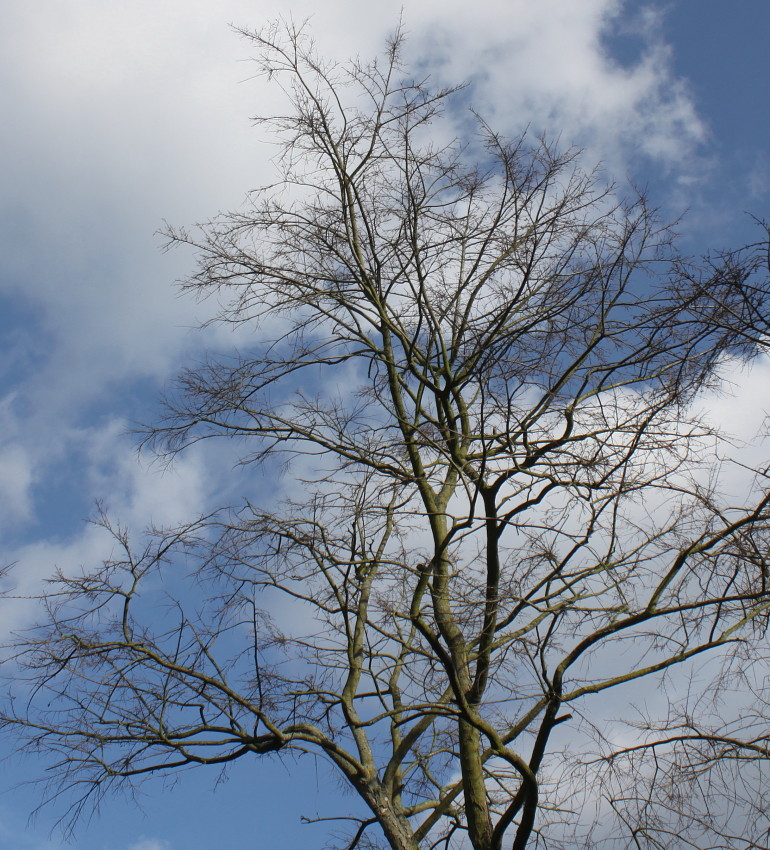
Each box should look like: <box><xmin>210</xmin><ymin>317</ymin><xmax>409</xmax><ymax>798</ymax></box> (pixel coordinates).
<box><xmin>4</xmin><ymin>22</ymin><xmax>770</xmax><ymax>850</ymax></box>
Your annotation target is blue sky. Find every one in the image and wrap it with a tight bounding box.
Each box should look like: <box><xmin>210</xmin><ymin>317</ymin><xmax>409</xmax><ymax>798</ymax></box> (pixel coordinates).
<box><xmin>0</xmin><ymin>1</ymin><xmax>768</xmax><ymax>848</ymax></box>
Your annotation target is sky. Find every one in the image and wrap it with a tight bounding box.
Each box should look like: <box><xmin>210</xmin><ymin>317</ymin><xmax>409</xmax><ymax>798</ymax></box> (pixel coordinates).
<box><xmin>0</xmin><ymin>1</ymin><xmax>769</xmax><ymax>848</ymax></box>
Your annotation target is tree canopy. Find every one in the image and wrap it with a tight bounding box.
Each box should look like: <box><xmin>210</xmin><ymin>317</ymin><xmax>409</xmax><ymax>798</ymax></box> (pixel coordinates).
<box><xmin>3</xmin><ymin>22</ymin><xmax>770</xmax><ymax>850</ymax></box>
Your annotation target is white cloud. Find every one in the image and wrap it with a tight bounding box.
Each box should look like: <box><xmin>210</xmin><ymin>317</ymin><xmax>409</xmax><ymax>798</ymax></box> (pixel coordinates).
<box><xmin>0</xmin><ymin>445</ymin><xmax>34</xmax><ymax>528</ymax></box>
<box><xmin>0</xmin><ymin>0</ymin><xmax>727</xmax><ymax>651</ymax></box>
<box><xmin>0</xmin><ymin>414</ymin><xmax>216</xmax><ymax>636</ymax></box>
<box><xmin>690</xmin><ymin>352</ymin><xmax>770</xmax><ymax>505</ymax></box>
<box><xmin>81</xmin><ymin>418</ymin><xmax>209</xmax><ymax>529</ymax></box>
<box><xmin>748</xmin><ymin>153</ymin><xmax>770</xmax><ymax>200</ymax></box>
<box><xmin>0</xmin><ymin>0</ymin><xmax>709</xmax><ymax>410</ymax></box>
<box><xmin>127</xmin><ymin>839</ymin><xmax>170</xmax><ymax>850</ymax></box>
<box><xmin>0</xmin><ymin>0</ymin><xmax>716</xmax><ymax>621</ymax></box>
<box><xmin>0</xmin><ymin>0</ymin><xmax>707</xmax><ymax>411</ymax></box>
<box><xmin>395</xmin><ymin>0</ymin><xmax>705</xmax><ymax>173</ymax></box>
<box><xmin>0</xmin><ymin>523</ymin><xmax>113</xmax><ymax>636</ymax></box>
